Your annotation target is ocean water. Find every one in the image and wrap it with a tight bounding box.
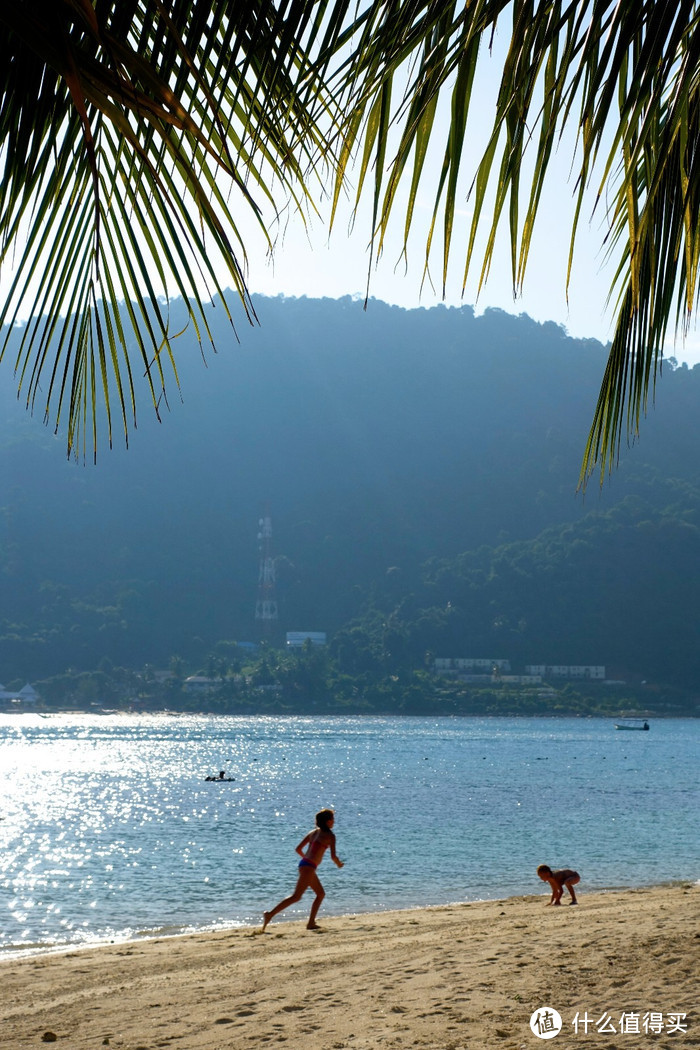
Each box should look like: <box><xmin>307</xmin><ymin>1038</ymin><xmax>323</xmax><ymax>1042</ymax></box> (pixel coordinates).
<box><xmin>0</xmin><ymin>713</ymin><xmax>697</xmax><ymax>955</ymax></box>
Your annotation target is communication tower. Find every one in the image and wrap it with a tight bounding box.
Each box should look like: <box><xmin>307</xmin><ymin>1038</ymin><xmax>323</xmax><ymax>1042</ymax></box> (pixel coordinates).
<box><xmin>255</xmin><ymin>509</ymin><xmax>278</xmax><ymax>629</ymax></box>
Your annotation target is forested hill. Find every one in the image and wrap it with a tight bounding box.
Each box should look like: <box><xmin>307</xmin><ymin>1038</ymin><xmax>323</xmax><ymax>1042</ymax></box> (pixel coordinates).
<box><xmin>1</xmin><ymin>294</ymin><xmax>700</xmax><ymax>689</ymax></box>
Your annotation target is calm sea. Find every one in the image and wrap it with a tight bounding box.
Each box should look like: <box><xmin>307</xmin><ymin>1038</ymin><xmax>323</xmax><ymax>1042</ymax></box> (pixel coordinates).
<box><xmin>1</xmin><ymin>714</ymin><xmax>697</xmax><ymax>956</ymax></box>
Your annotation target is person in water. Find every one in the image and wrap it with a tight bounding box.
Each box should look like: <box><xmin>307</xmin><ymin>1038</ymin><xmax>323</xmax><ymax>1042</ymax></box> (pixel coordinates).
<box><xmin>262</xmin><ymin>809</ymin><xmax>344</xmax><ymax>931</ymax></box>
<box><xmin>537</xmin><ymin>864</ymin><xmax>580</xmax><ymax>905</ymax></box>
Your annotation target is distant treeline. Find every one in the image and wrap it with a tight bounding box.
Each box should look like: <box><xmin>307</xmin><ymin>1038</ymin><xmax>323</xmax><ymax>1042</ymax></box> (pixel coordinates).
<box><xmin>21</xmin><ymin>641</ymin><xmax>688</xmax><ymax>718</ymax></box>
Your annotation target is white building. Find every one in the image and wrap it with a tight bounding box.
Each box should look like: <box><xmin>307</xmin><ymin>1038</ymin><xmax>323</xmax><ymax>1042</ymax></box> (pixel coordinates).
<box><xmin>500</xmin><ymin>675</ymin><xmax>543</xmax><ymax>685</ymax></box>
<box><xmin>0</xmin><ymin>683</ymin><xmax>39</xmax><ymax>703</ymax></box>
<box><xmin>434</xmin><ymin>657</ymin><xmax>511</xmax><ymax>674</ymax></box>
<box><xmin>525</xmin><ymin>665</ymin><xmax>605</xmax><ymax>680</ymax></box>
<box><xmin>183</xmin><ymin>675</ymin><xmax>218</xmax><ymax>693</ymax></box>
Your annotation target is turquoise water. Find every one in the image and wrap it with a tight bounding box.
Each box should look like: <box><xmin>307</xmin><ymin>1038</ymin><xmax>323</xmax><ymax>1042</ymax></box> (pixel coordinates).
<box><xmin>0</xmin><ymin>714</ymin><xmax>697</xmax><ymax>955</ymax></box>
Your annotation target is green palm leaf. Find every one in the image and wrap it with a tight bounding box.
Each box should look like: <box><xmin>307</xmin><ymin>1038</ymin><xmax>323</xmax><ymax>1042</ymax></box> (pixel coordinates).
<box><xmin>322</xmin><ymin>0</ymin><xmax>700</xmax><ymax>482</ymax></box>
<box><xmin>0</xmin><ymin>0</ymin><xmax>337</xmax><ymax>459</ymax></box>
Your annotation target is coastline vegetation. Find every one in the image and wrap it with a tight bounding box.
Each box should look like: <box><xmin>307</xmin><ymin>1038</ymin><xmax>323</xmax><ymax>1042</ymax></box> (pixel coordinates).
<box><xmin>10</xmin><ymin>640</ymin><xmax>693</xmax><ymax>718</ymax></box>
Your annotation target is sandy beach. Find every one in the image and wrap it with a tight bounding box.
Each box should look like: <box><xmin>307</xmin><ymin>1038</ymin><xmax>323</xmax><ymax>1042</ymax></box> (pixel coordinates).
<box><xmin>1</xmin><ymin>885</ymin><xmax>697</xmax><ymax>1050</ymax></box>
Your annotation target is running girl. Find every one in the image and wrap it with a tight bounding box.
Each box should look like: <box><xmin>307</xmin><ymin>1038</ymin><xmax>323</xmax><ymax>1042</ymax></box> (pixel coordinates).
<box><xmin>262</xmin><ymin>809</ymin><xmax>344</xmax><ymax>931</ymax></box>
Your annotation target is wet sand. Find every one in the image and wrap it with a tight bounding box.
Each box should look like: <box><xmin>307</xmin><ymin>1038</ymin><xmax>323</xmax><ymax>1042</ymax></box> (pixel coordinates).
<box><xmin>1</xmin><ymin>884</ymin><xmax>697</xmax><ymax>1049</ymax></box>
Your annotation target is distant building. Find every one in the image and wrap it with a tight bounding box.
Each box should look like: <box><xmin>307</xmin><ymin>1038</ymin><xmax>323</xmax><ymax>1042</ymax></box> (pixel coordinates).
<box><xmin>286</xmin><ymin>631</ymin><xmax>327</xmax><ymax>647</ymax></box>
<box><xmin>434</xmin><ymin>657</ymin><xmax>511</xmax><ymax>675</ymax></box>
<box><xmin>500</xmin><ymin>675</ymin><xmax>543</xmax><ymax>685</ymax></box>
<box><xmin>183</xmin><ymin>675</ymin><xmax>219</xmax><ymax>693</ymax></box>
<box><xmin>433</xmin><ymin>659</ymin><xmax>606</xmax><ymax>682</ymax></box>
<box><xmin>525</xmin><ymin>664</ymin><xmax>606</xmax><ymax>680</ymax></box>
<box><xmin>0</xmin><ymin>683</ymin><xmax>39</xmax><ymax>704</ymax></box>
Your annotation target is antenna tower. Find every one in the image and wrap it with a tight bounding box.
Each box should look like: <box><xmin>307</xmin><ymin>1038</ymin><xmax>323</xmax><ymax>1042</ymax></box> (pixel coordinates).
<box><xmin>255</xmin><ymin>509</ymin><xmax>278</xmax><ymax>630</ymax></box>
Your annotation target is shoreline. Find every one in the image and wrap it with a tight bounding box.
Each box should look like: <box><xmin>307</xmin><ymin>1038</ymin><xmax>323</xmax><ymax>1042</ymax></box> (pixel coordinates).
<box><xmin>2</xmin><ymin>885</ymin><xmax>697</xmax><ymax>1050</ymax></box>
<box><xmin>3</xmin><ymin>878</ymin><xmax>697</xmax><ymax>962</ymax></box>
<box><xmin>3</xmin><ymin>878</ymin><xmax>698</xmax><ymax>960</ymax></box>
<box><xmin>4</xmin><ymin>710</ymin><xmax>697</xmax><ymax>718</ymax></box>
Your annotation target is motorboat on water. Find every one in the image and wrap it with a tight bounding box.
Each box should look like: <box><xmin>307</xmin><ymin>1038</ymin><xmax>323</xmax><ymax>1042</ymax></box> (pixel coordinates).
<box><xmin>614</xmin><ymin>719</ymin><xmax>650</xmax><ymax>731</ymax></box>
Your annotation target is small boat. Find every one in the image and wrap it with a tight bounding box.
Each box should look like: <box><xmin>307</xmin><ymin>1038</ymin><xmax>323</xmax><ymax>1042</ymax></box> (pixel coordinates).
<box><xmin>614</xmin><ymin>720</ymin><xmax>650</xmax><ymax>731</ymax></box>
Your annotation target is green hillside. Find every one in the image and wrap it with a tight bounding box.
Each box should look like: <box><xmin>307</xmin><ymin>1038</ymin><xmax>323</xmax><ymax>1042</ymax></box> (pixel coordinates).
<box><xmin>1</xmin><ymin>295</ymin><xmax>699</xmax><ymax>710</ymax></box>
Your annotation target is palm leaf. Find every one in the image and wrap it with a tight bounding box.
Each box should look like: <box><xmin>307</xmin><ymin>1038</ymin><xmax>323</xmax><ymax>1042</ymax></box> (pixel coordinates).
<box><xmin>3</xmin><ymin>0</ymin><xmax>700</xmax><ymax>480</ymax></box>
<box><xmin>0</xmin><ymin>0</ymin><xmax>338</xmax><ymax>459</ymax></box>
<box><xmin>323</xmin><ymin>0</ymin><xmax>700</xmax><ymax>482</ymax></box>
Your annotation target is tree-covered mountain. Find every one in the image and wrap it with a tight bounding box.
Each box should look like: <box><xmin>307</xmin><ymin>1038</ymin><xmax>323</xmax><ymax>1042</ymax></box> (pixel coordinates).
<box><xmin>339</xmin><ymin>479</ymin><xmax>700</xmax><ymax>687</ymax></box>
<box><xmin>1</xmin><ymin>295</ymin><xmax>699</xmax><ymax>694</ymax></box>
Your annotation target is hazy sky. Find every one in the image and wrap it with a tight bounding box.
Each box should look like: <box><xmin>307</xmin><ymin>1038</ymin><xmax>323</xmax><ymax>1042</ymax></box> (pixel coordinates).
<box><xmin>240</xmin><ymin>44</ymin><xmax>616</xmax><ymax>346</ymax></box>
<box><xmin>244</xmin><ymin>166</ymin><xmax>615</xmax><ymax>344</ymax></box>
<box><xmin>245</xmin><ymin>180</ymin><xmax>700</xmax><ymax>368</ymax></box>
<box><xmin>238</xmin><ymin>29</ymin><xmax>700</xmax><ymax>367</ymax></box>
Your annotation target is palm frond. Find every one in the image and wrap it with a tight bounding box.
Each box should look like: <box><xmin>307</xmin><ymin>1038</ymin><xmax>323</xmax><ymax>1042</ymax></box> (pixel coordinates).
<box><xmin>322</xmin><ymin>0</ymin><xmax>700</xmax><ymax>482</ymax></box>
<box><xmin>2</xmin><ymin>0</ymin><xmax>700</xmax><ymax>478</ymax></box>
<box><xmin>0</xmin><ymin>0</ymin><xmax>336</xmax><ymax>459</ymax></box>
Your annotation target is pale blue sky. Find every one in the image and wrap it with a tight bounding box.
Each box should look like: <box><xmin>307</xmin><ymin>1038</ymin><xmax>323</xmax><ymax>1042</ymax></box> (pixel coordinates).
<box><xmin>245</xmin><ymin>172</ymin><xmax>700</xmax><ymax>366</ymax></box>
<box><xmin>239</xmin><ymin>28</ymin><xmax>700</xmax><ymax>366</ymax></box>
<box><xmin>243</xmin><ymin>37</ymin><xmax>615</xmax><ymax>344</ymax></box>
